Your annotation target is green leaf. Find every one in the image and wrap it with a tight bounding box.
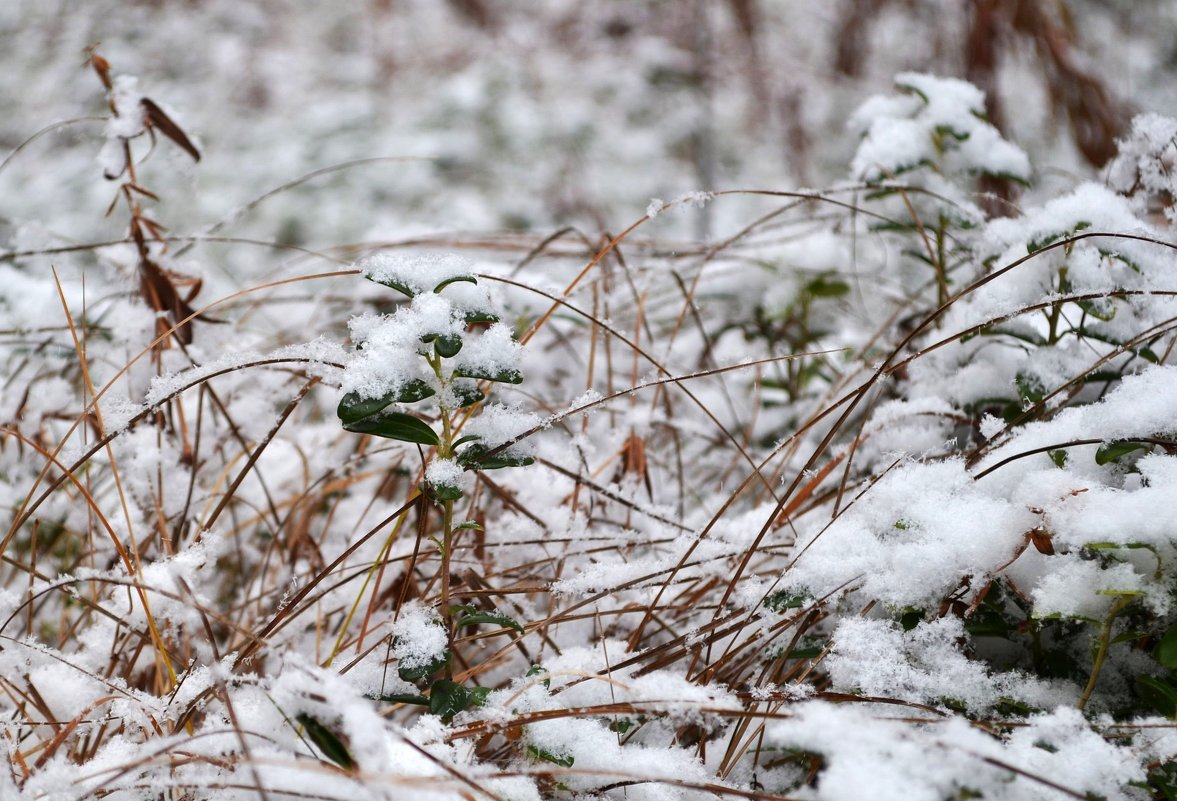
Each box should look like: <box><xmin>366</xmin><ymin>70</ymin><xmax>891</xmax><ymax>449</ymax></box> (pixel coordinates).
<box><xmin>466</xmin><ymin>686</ymin><xmax>492</xmax><ymax>707</ymax></box>
<box><xmin>1077</xmin><ymin>297</ymin><xmax>1117</xmax><ymax>321</ymax></box>
<box><xmin>433</xmin><ymin>275</ymin><xmax>477</xmax><ymax>293</ymax></box>
<box><xmin>365</xmin><ymin>274</ymin><xmax>417</xmax><ymax>298</ymax></box>
<box><xmin>396</xmin><ymin>379</ymin><xmax>438</xmax><ymax>404</ymax></box>
<box><xmin>463</xmin><ymin>309</ymin><xmax>500</xmax><ymax>325</ymax></box>
<box><xmin>527</xmin><ymin>744</ymin><xmax>574</xmax><ymax>768</ymax></box>
<box><xmin>526</xmin><ymin>664</ymin><xmax>551</xmax><ymax>689</ymax></box>
<box><xmin>895</xmin><ymin>78</ymin><xmax>929</xmax><ymax>103</ymax></box>
<box><xmin>1157</xmin><ymin>623</ymin><xmax>1177</xmax><ymax>670</ymax></box>
<box><xmin>1048</xmin><ymin>449</ymin><xmax>1068</xmax><ymax>468</ymax></box>
<box><xmin>453</xmin><ymin>365</ymin><xmax>524</xmax><ymax>384</ymax></box>
<box><xmin>1027</xmin><ymin>221</ymin><xmax>1089</xmax><ymax>254</ymax></box>
<box><xmin>455</xmin><ymin>606</ymin><xmax>524</xmax><ymax>633</ymax></box>
<box><xmin>397</xmin><ymin>649</ymin><xmax>449</xmax><ymax>683</ymax></box>
<box><xmin>1098</xmin><ymin>588</ymin><xmax>1145</xmax><ymax>598</ymax></box>
<box><xmin>1137</xmin><ymin>675</ymin><xmax>1177</xmax><ymax>717</ymax></box>
<box><xmin>899</xmin><ymin>608</ymin><xmax>925</xmax><ymax>631</ymax></box>
<box><xmin>338</xmin><ymin>378</ymin><xmax>436</xmax><ymax>412</ymax></box>
<box><xmin>964</xmin><ymin>605</ymin><xmax>1010</xmax><ymax>638</ymax></box>
<box><xmin>450</xmin><ymin>383</ymin><xmax>485</xmax><ymax>408</ymax></box>
<box><xmin>979</xmin><ymin>169</ymin><xmax>1032</xmax><ymax>188</ymax></box>
<box><xmin>337</xmin><ymin>391</ymin><xmax>394</xmax><ymax>424</ymax></box>
<box><xmin>1015</xmin><ymin>372</ymin><xmax>1046</xmax><ymax>405</ymax></box>
<box><xmin>426</xmin><ymin>481</ymin><xmax>463</xmax><ymax>502</ymax></box>
<box><xmin>994</xmin><ymin>697</ymin><xmax>1038</xmax><ymax>716</ymax></box>
<box><xmin>344</xmin><ymin>412</ymin><xmax>439</xmax><ymax>445</ymax></box>
<box><xmin>763</xmin><ymin>591</ymin><xmax>807</xmax><ymax>613</ymax></box>
<box><xmin>457</xmin><ymin>443</ymin><xmax>534</xmax><ymax>471</ymax></box>
<box><xmin>933</xmin><ymin>123</ymin><xmax>970</xmax><ymax>143</ymax></box>
<box><xmin>428</xmin><ymin>679</ymin><xmax>484</xmax><ymax>721</ymax></box>
<box><xmin>1111</xmin><ymin>630</ymin><xmax>1149</xmax><ymax>645</ymax></box>
<box><xmin>370</xmin><ymin>692</ymin><xmax>429</xmax><ymax>706</ymax></box>
<box><xmin>804</xmin><ymin>275</ymin><xmax>850</xmax><ymax>298</ymax></box>
<box><xmin>296</xmin><ymin>713</ymin><xmax>356</xmax><ymax>770</ymax></box>
<box><xmin>1146</xmin><ymin>762</ymin><xmax>1177</xmax><ymax>801</ymax></box>
<box><xmin>434</xmin><ymin>333</ymin><xmax>463</xmax><ymax>358</ymax></box>
<box><xmin>1105</xmin><ymin>437</ymin><xmax>1158</xmax><ymax>465</ymax></box>
<box><xmin>1095</xmin><ymin>440</ymin><xmax>1151</xmax><ymax>465</ymax></box>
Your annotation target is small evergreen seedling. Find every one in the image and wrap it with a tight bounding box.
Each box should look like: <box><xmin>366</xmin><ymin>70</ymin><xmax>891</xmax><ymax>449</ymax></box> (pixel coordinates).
<box><xmin>338</xmin><ymin>251</ymin><xmax>533</xmax><ymax>715</ymax></box>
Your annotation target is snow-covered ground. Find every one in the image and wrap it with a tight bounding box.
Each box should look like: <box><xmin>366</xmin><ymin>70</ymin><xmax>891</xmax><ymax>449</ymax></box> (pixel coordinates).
<box><xmin>3</xmin><ymin>3</ymin><xmax>1177</xmax><ymax>799</ymax></box>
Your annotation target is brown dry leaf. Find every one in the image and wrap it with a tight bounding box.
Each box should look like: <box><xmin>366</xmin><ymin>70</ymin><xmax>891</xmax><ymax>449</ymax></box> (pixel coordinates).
<box><xmin>87</xmin><ymin>47</ymin><xmax>112</xmax><ymax>90</ymax></box>
<box><xmin>1029</xmin><ymin>528</ymin><xmax>1055</xmax><ymax>556</ymax></box>
<box><xmin>139</xmin><ymin>258</ymin><xmax>200</xmax><ymax>344</ymax></box>
<box><xmin>618</xmin><ymin>432</ymin><xmax>652</xmax><ymax>499</ymax></box>
<box><xmin>141</xmin><ymin>97</ymin><xmax>201</xmax><ymax>162</ymax></box>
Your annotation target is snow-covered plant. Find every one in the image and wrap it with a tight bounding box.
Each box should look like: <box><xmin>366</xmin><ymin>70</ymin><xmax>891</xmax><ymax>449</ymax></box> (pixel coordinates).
<box><xmin>779</xmin><ymin>89</ymin><xmax>1177</xmax><ymax>731</ymax></box>
<box><xmin>336</xmin><ymin>250</ymin><xmax>533</xmax><ymax>718</ymax></box>
<box><xmin>850</xmin><ymin>73</ymin><xmax>1032</xmax><ymax>306</ymax></box>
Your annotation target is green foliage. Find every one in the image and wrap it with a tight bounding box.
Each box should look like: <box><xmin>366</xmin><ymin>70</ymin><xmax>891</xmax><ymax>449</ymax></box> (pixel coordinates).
<box><xmin>1156</xmin><ymin>624</ymin><xmax>1177</xmax><ymax>670</ymax></box>
<box><xmin>527</xmin><ymin>744</ymin><xmax>575</xmax><ymax>768</ymax></box>
<box><xmin>1095</xmin><ymin>440</ymin><xmax>1152</xmax><ymax>466</ymax></box>
<box><xmin>763</xmin><ymin>591</ymin><xmax>808</xmax><ymax>613</ymax></box>
<box><xmin>397</xmin><ymin>649</ymin><xmax>451</xmax><ymax>684</ymax></box>
<box><xmin>457</xmin><ymin>443</ymin><xmax>535</xmax><ymax>471</ymax></box>
<box><xmin>341</xmin><ymin>410</ymin><xmax>440</xmax><ymax>444</ymax></box>
<box><xmin>453</xmin><ymin>604</ymin><xmax>524</xmax><ymax>633</ymax></box>
<box><xmin>1144</xmin><ymin>762</ymin><xmax>1177</xmax><ymax>801</ymax></box>
<box><xmin>296</xmin><ymin>713</ymin><xmax>356</xmax><ymax>771</ymax></box>
<box><xmin>428</xmin><ymin>679</ymin><xmax>490</xmax><ymax>722</ymax></box>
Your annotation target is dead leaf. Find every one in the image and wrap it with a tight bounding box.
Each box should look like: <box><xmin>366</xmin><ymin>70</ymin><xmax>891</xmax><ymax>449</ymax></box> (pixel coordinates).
<box><xmin>141</xmin><ymin>97</ymin><xmax>201</xmax><ymax>162</ymax></box>
<box><xmin>138</xmin><ymin>258</ymin><xmax>202</xmax><ymax>344</ymax></box>
<box><xmin>1029</xmin><ymin>528</ymin><xmax>1055</xmax><ymax>555</ymax></box>
<box><xmin>86</xmin><ymin>46</ymin><xmax>112</xmax><ymax>90</ymax></box>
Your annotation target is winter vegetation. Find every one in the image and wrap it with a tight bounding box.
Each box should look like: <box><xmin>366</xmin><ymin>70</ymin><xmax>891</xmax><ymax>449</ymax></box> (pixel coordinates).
<box><xmin>5</xmin><ymin>2</ymin><xmax>1177</xmax><ymax>799</ymax></box>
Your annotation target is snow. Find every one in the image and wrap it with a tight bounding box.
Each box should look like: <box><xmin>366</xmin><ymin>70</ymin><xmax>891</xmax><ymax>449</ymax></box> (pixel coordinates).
<box><xmin>828</xmin><ymin>617</ymin><xmax>1073</xmax><ymax>712</ymax></box>
<box><xmin>451</xmin><ymin>322</ymin><xmax>521</xmax><ymax>379</ymax></box>
<box><xmin>362</xmin><ymin>251</ymin><xmax>475</xmax><ymax>296</ymax></box>
<box><xmin>783</xmin><ymin>459</ymin><xmax>1035</xmax><ymax>610</ymax></box>
<box><xmin>391</xmin><ymin>602</ymin><xmax>448</xmax><ymax>673</ymax></box>
<box><xmin>1030</xmin><ymin>557</ymin><xmax>1147</xmax><ymax>620</ymax></box>
<box><xmin>463</xmin><ymin>403</ymin><xmax>540</xmax><ymax>453</ymax></box>
<box><xmin>766</xmin><ymin>702</ymin><xmax>1143</xmax><ymax>801</ymax></box>
<box><xmin>425</xmin><ymin>457</ymin><xmax>463</xmax><ymax>490</ymax></box>
<box><xmin>850</xmin><ymin>73</ymin><xmax>1031</xmax><ymax>185</ymax></box>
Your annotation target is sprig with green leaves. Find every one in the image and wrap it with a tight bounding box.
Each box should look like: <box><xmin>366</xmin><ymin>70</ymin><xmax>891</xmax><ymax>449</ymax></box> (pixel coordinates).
<box><xmin>335</xmin><ymin>252</ymin><xmax>533</xmax><ymax>718</ymax></box>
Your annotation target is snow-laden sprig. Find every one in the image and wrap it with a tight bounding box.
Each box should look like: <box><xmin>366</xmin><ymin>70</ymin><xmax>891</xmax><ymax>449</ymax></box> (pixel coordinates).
<box><xmin>850</xmin><ymin>72</ymin><xmax>1031</xmax><ymax>188</ymax></box>
<box><xmin>337</xmin><ymin>252</ymin><xmax>533</xmax><ymax>723</ymax></box>
<box><xmin>338</xmin><ymin>250</ymin><xmax>533</xmax><ymax>502</ymax></box>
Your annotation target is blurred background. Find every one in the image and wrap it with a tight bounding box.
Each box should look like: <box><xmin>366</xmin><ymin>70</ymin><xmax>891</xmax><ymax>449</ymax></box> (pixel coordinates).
<box><xmin>1</xmin><ymin>0</ymin><xmax>1173</xmax><ymax>253</ymax></box>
